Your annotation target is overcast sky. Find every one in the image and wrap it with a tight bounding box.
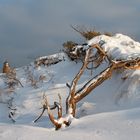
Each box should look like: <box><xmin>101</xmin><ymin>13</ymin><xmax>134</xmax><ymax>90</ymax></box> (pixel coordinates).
<box><xmin>0</xmin><ymin>0</ymin><xmax>140</xmax><ymax>67</ymax></box>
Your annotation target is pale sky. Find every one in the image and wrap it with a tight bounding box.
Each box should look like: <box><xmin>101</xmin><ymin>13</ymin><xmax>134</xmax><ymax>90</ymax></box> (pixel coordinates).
<box><xmin>0</xmin><ymin>0</ymin><xmax>140</xmax><ymax>67</ymax></box>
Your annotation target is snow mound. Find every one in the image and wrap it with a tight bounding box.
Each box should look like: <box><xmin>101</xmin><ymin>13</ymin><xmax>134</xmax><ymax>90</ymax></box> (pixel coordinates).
<box><xmin>88</xmin><ymin>33</ymin><xmax>140</xmax><ymax>60</ymax></box>
<box><xmin>116</xmin><ymin>70</ymin><xmax>140</xmax><ymax>107</ymax></box>
<box><xmin>77</xmin><ymin>102</ymin><xmax>95</xmax><ymax>117</ymax></box>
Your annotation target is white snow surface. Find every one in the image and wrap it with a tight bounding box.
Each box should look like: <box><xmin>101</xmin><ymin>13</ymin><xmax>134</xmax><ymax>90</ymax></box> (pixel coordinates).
<box><xmin>88</xmin><ymin>33</ymin><xmax>140</xmax><ymax>60</ymax></box>
<box><xmin>0</xmin><ymin>34</ymin><xmax>140</xmax><ymax>140</ymax></box>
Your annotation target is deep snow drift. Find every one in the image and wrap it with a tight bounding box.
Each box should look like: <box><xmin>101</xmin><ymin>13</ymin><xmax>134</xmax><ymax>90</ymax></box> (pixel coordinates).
<box><xmin>0</xmin><ymin>34</ymin><xmax>140</xmax><ymax>140</ymax></box>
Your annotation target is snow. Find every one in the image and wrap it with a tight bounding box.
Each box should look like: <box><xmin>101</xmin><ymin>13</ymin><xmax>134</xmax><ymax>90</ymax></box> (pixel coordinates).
<box><xmin>88</xmin><ymin>33</ymin><xmax>140</xmax><ymax>60</ymax></box>
<box><xmin>0</xmin><ymin>34</ymin><xmax>140</xmax><ymax>139</ymax></box>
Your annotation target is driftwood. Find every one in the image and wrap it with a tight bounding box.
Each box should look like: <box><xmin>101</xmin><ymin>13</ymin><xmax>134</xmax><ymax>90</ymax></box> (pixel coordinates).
<box><xmin>35</xmin><ymin>43</ymin><xmax>140</xmax><ymax>130</ymax></box>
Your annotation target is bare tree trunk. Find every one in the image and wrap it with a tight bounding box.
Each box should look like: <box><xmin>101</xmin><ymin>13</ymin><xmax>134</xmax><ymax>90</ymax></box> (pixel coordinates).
<box><xmin>66</xmin><ymin>46</ymin><xmax>93</xmax><ymax>116</ymax></box>
<box><xmin>74</xmin><ymin>63</ymin><xmax>115</xmax><ymax>102</ymax></box>
<box><xmin>35</xmin><ymin>43</ymin><xmax>140</xmax><ymax>130</ymax></box>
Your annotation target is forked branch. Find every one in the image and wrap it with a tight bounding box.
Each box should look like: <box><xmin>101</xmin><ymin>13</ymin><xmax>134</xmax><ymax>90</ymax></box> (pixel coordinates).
<box><xmin>34</xmin><ymin>94</ymin><xmax>63</xmax><ymax>129</ymax></box>
<box><xmin>36</xmin><ymin>43</ymin><xmax>140</xmax><ymax>130</ymax></box>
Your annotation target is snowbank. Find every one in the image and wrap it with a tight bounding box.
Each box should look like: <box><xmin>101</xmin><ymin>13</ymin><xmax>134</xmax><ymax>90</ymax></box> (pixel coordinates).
<box><xmin>88</xmin><ymin>34</ymin><xmax>140</xmax><ymax>60</ymax></box>
<box><xmin>0</xmin><ymin>34</ymin><xmax>140</xmax><ymax>140</ymax></box>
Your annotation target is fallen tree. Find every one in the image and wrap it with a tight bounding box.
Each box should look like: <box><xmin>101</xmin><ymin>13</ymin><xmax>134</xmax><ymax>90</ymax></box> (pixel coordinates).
<box><xmin>35</xmin><ymin>40</ymin><xmax>140</xmax><ymax>130</ymax></box>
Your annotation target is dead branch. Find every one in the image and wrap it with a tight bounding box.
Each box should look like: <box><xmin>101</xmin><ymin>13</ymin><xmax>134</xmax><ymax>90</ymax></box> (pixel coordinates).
<box><xmin>66</xmin><ymin>83</ymin><xmax>71</xmax><ymax>89</ymax></box>
<box><xmin>34</xmin><ymin>94</ymin><xmax>63</xmax><ymax>129</ymax></box>
<box><xmin>7</xmin><ymin>98</ymin><xmax>16</xmax><ymax>123</ymax></box>
<box><xmin>74</xmin><ymin>63</ymin><xmax>115</xmax><ymax>102</ymax></box>
<box><xmin>9</xmin><ymin>111</ymin><xmax>16</xmax><ymax>123</ymax></box>
<box><xmin>33</xmin><ymin>108</ymin><xmax>46</xmax><ymax>123</ymax></box>
<box><xmin>70</xmin><ymin>25</ymin><xmax>112</xmax><ymax>40</ymax></box>
<box><xmin>57</xmin><ymin>94</ymin><xmax>62</xmax><ymax>119</ymax></box>
<box><xmin>38</xmin><ymin>42</ymin><xmax>140</xmax><ymax>130</ymax></box>
<box><xmin>26</xmin><ymin>69</ymin><xmax>46</xmax><ymax>88</ymax></box>
<box><xmin>70</xmin><ymin>25</ymin><xmax>85</xmax><ymax>37</ymax></box>
<box><xmin>3</xmin><ymin>70</ymin><xmax>23</xmax><ymax>91</ymax></box>
<box><xmin>42</xmin><ymin>96</ymin><xmax>62</xmax><ymax>130</ymax></box>
<box><xmin>66</xmin><ymin>46</ymin><xmax>93</xmax><ymax>116</ymax></box>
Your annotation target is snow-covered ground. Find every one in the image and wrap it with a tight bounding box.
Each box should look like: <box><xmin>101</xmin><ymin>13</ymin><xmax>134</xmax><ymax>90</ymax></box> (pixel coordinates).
<box><xmin>0</xmin><ymin>34</ymin><xmax>140</xmax><ymax>140</ymax></box>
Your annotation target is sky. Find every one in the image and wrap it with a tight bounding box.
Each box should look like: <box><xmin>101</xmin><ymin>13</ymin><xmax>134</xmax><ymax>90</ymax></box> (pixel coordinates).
<box><xmin>0</xmin><ymin>0</ymin><xmax>140</xmax><ymax>67</ymax></box>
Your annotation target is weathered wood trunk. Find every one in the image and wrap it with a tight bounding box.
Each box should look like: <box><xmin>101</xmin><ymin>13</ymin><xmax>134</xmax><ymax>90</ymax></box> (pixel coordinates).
<box><xmin>34</xmin><ymin>43</ymin><xmax>140</xmax><ymax>130</ymax></box>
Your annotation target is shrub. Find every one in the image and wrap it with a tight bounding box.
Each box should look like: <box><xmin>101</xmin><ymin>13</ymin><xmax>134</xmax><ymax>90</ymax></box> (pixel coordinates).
<box><xmin>63</xmin><ymin>26</ymin><xmax>113</xmax><ymax>61</ymax></box>
<box><xmin>63</xmin><ymin>41</ymin><xmax>77</xmax><ymax>52</ymax></box>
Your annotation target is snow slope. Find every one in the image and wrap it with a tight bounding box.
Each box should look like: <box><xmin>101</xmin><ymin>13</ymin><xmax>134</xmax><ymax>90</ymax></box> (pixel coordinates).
<box><xmin>0</xmin><ymin>34</ymin><xmax>140</xmax><ymax>140</ymax></box>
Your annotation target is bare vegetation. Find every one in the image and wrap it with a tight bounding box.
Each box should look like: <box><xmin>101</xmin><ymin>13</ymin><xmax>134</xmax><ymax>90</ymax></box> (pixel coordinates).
<box><xmin>70</xmin><ymin>25</ymin><xmax>113</xmax><ymax>40</ymax></box>
<box><xmin>7</xmin><ymin>97</ymin><xmax>16</xmax><ymax>122</ymax></box>
<box><xmin>35</xmin><ymin>42</ymin><xmax>140</xmax><ymax>130</ymax></box>
<box><xmin>26</xmin><ymin>66</ymin><xmax>46</xmax><ymax>89</ymax></box>
<box><xmin>63</xmin><ymin>41</ymin><xmax>86</xmax><ymax>61</ymax></box>
<box><xmin>1</xmin><ymin>28</ymin><xmax>139</xmax><ymax>130</ymax></box>
<box><xmin>63</xmin><ymin>26</ymin><xmax>112</xmax><ymax>61</ymax></box>
<box><xmin>5</xmin><ymin>70</ymin><xmax>23</xmax><ymax>90</ymax></box>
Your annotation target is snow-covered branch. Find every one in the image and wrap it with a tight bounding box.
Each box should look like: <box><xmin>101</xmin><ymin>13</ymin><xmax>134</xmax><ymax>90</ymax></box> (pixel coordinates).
<box><xmin>36</xmin><ymin>38</ymin><xmax>140</xmax><ymax>130</ymax></box>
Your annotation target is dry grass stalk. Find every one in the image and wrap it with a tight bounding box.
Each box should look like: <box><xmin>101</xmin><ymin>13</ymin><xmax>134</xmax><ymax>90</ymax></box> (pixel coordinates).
<box><xmin>71</xmin><ymin>25</ymin><xmax>113</xmax><ymax>40</ymax></box>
